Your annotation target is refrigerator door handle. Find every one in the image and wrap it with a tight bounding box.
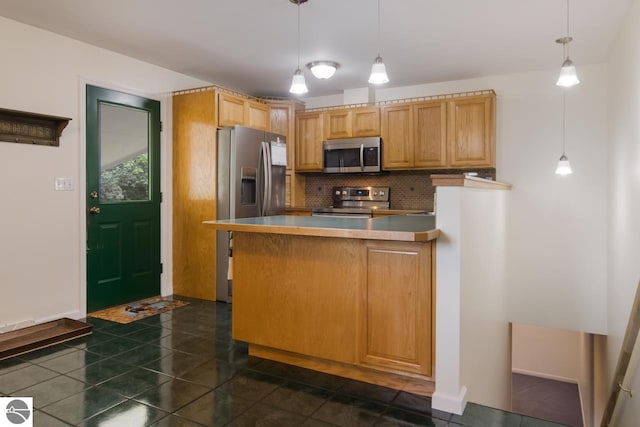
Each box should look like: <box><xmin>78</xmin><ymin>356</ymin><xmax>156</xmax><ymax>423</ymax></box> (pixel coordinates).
<box><xmin>265</xmin><ymin>141</ymin><xmax>273</xmax><ymax>215</ymax></box>
<box><xmin>260</xmin><ymin>141</ymin><xmax>270</xmax><ymax>216</ymax></box>
<box><xmin>257</xmin><ymin>142</ymin><xmax>264</xmax><ymax>216</ymax></box>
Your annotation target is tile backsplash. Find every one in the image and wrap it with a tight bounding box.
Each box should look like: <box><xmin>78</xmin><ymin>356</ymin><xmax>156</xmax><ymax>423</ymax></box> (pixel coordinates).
<box><xmin>304</xmin><ymin>169</ymin><xmax>495</xmax><ymax>211</ymax></box>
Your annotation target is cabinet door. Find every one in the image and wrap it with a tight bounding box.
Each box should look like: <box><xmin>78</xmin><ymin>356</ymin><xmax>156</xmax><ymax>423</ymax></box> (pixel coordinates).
<box><xmin>270</xmin><ymin>104</ymin><xmax>293</xmax><ymax>171</ymax></box>
<box><xmin>218</xmin><ymin>93</ymin><xmax>245</xmax><ymax>127</ymax></box>
<box><xmin>325</xmin><ymin>110</ymin><xmax>352</xmax><ymax>139</ymax></box>
<box><xmin>413</xmin><ymin>101</ymin><xmax>447</xmax><ymax>168</ymax></box>
<box><xmin>285</xmin><ymin>172</ymin><xmax>291</xmax><ymax>207</ymax></box>
<box><xmin>246</xmin><ymin>100</ymin><xmax>270</xmax><ymax>131</ymax></box>
<box><xmin>296</xmin><ymin>112</ymin><xmax>324</xmax><ymax>171</ymax></box>
<box><xmin>448</xmin><ymin>94</ymin><xmax>495</xmax><ymax>167</ymax></box>
<box><xmin>172</xmin><ymin>91</ymin><xmax>217</xmax><ymax>300</ymax></box>
<box><xmin>381</xmin><ymin>104</ymin><xmax>414</xmax><ymax>169</ymax></box>
<box><xmin>352</xmin><ymin>107</ymin><xmax>380</xmax><ymax>137</ymax></box>
<box><xmin>360</xmin><ymin>241</ymin><xmax>432</xmax><ymax>376</ymax></box>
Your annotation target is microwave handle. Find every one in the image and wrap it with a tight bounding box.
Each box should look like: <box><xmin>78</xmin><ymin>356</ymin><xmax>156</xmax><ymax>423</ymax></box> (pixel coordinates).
<box><xmin>360</xmin><ymin>143</ymin><xmax>364</xmax><ymax>171</ymax></box>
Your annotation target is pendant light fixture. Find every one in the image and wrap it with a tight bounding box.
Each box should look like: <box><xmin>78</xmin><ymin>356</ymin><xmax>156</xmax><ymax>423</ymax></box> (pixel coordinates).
<box><xmin>556</xmin><ymin>0</ymin><xmax>579</xmax><ymax>87</ymax></box>
<box><xmin>555</xmin><ymin>90</ymin><xmax>573</xmax><ymax>175</ymax></box>
<box><xmin>368</xmin><ymin>0</ymin><xmax>389</xmax><ymax>85</ymax></box>
<box><xmin>289</xmin><ymin>0</ymin><xmax>308</xmax><ymax>94</ymax></box>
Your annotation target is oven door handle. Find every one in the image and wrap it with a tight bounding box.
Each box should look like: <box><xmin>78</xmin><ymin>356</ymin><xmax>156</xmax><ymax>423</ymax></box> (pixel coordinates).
<box><xmin>360</xmin><ymin>143</ymin><xmax>364</xmax><ymax>171</ymax></box>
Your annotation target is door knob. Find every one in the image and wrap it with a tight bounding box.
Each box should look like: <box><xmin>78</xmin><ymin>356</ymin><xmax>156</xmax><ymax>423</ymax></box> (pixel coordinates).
<box><xmin>89</xmin><ymin>207</ymin><xmax>101</xmax><ymax>215</ymax></box>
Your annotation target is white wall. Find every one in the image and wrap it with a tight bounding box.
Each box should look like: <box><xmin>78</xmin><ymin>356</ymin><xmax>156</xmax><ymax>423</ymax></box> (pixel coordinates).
<box><xmin>306</xmin><ymin>65</ymin><xmax>609</xmax><ymax>335</ymax></box>
<box><xmin>459</xmin><ymin>188</ymin><xmax>511</xmax><ymax>410</ymax></box>
<box><xmin>604</xmin><ymin>0</ymin><xmax>640</xmax><ymax>424</ymax></box>
<box><xmin>0</xmin><ymin>17</ymin><xmax>208</xmax><ymax>329</ymax></box>
<box><xmin>433</xmin><ymin>185</ymin><xmax>511</xmax><ymax>414</ymax></box>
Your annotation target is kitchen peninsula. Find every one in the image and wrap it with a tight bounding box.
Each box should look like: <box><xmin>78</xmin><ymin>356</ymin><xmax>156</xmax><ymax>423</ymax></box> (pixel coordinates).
<box><xmin>204</xmin><ymin>215</ymin><xmax>439</xmax><ymax>395</ymax></box>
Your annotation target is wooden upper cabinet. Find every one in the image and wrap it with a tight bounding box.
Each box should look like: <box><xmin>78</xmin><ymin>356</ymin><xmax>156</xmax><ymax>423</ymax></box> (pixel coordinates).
<box><xmin>218</xmin><ymin>93</ymin><xmax>245</xmax><ymax>127</ymax></box>
<box><xmin>381</xmin><ymin>104</ymin><xmax>413</xmax><ymax>169</ymax></box>
<box><xmin>413</xmin><ymin>101</ymin><xmax>447</xmax><ymax>168</ymax></box>
<box><xmin>217</xmin><ymin>92</ymin><xmax>270</xmax><ymax>131</ymax></box>
<box><xmin>296</xmin><ymin>112</ymin><xmax>324</xmax><ymax>171</ymax></box>
<box><xmin>324</xmin><ymin>110</ymin><xmax>352</xmax><ymax>139</ymax></box>
<box><xmin>324</xmin><ymin>107</ymin><xmax>381</xmax><ymax>139</ymax></box>
<box><xmin>447</xmin><ymin>94</ymin><xmax>495</xmax><ymax>168</ymax></box>
<box><xmin>246</xmin><ymin>100</ymin><xmax>270</xmax><ymax>131</ymax></box>
<box><xmin>271</xmin><ymin>99</ymin><xmax>306</xmax><ymax>206</ymax></box>
<box><xmin>270</xmin><ymin>104</ymin><xmax>290</xmax><ymax>136</ymax></box>
<box><xmin>352</xmin><ymin>107</ymin><xmax>380</xmax><ymax>137</ymax></box>
<box><xmin>270</xmin><ymin>104</ymin><xmax>292</xmax><ymax>170</ymax></box>
<box><xmin>381</xmin><ymin>92</ymin><xmax>495</xmax><ymax>170</ymax></box>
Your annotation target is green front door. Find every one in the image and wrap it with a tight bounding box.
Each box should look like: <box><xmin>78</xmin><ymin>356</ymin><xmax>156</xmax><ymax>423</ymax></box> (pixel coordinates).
<box><xmin>86</xmin><ymin>85</ymin><xmax>161</xmax><ymax>312</ymax></box>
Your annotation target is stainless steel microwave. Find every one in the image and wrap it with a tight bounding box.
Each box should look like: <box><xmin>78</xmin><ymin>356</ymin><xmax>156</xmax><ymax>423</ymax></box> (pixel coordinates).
<box><xmin>323</xmin><ymin>137</ymin><xmax>382</xmax><ymax>173</ymax></box>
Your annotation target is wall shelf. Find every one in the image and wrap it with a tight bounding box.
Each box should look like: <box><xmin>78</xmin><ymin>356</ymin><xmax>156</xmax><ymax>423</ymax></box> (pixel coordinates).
<box><xmin>0</xmin><ymin>107</ymin><xmax>72</xmax><ymax>147</ymax></box>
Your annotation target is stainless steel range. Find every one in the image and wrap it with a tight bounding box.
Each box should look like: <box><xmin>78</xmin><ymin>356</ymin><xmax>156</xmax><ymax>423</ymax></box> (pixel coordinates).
<box><xmin>311</xmin><ymin>186</ymin><xmax>390</xmax><ymax>218</ymax></box>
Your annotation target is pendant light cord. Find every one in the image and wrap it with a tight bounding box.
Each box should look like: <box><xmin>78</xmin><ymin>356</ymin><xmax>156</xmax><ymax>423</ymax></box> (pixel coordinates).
<box><xmin>562</xmin><ymin>90</ymin><xmax>566</xmax><ymax>155</ymax></box>
<box><xmin>377</xmin><ymin>0</ymin><xmax>381</xmax><ymax>56</ymax></box>
<box><xmin>566</xmin><ymin>0</ymin><xmax>570</xmax><ymax>36</ymax></box>
<box><xmin>297</xmin><ymin>1</ymin><xmax>301</xmax><ymax>69</ymax></box>
<box><xmin>565</xmin><ymin>0</ymin><xmax>570</xmax><ymax>58</ymax></box>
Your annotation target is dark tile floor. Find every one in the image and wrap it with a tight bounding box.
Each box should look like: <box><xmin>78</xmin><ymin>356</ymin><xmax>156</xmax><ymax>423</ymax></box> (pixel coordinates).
<box><xmin>0</xmin><ymin>297</ymin><xmax>567</xmax><ymax>426</ymax></box>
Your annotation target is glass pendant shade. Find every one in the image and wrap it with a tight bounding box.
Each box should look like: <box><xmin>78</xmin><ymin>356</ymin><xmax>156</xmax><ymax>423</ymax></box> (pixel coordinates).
<box><xmin>555</xmin><ymin>154</ymin><xmax>573</xmax><ymax>175</ymax></box>
<box><xmin>307</xmin><ymin>61</ymin><xmax>339</xmax><ymax>79</ymax></box>
<box><xmin>368</xmin><ymin>55</ymin><xmax>389</xmax><ymax>84</ymax></box>
<box><xmin>289</xmin><ymin>68</ymin><xmax>308</xmax><ymax>94</ymax></box>
<box><xmin>556</xmin><ymin>58</ymin><xmax>580</xmax><ymax>87</ymax></box>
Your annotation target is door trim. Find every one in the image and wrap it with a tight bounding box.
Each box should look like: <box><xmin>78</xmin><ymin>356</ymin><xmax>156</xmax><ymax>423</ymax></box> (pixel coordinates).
<box><xmin>79</xmin><ymin>77</ymin><xmax>173</xmax><ymax>317</ymax></box>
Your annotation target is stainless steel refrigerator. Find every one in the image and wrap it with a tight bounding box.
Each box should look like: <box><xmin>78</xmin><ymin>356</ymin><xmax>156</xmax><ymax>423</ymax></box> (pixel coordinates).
<box><xmin>216</xmin><ymin>126</ymin><xmax>286</xmax><ymax>302</ymax></box>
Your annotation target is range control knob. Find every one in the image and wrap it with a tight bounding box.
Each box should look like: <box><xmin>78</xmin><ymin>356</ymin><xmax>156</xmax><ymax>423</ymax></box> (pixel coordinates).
<box><xmin>373</xmin><ymin>191</ymin><xmax>378</xmax><ymax>196</ymax></box>
<box><xmin>342</xmin><ymin>190</ymin><xmax>348</xmax><ymax>196</ymax></box>
<box><xmin>380</xmin><ymin>191</ymin><xmax>385</xmax><ymax>196</ymax></box>
<box><xmin>335</xmin><ymin>190</ymin><xmax>341</xmax><ymax>196</ymax></box>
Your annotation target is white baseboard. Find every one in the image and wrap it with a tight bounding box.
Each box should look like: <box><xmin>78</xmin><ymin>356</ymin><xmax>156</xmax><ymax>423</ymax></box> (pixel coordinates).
<box><xmin>35</xmin><ymin>311</ymin><xmax>85</xmax><ymax>323</ymax></box>
<box><xmin>512</xmin><ymin>368</ymin><xmax>578</xmax><ymax>384</ymax></box>
<box><xmin>0</xmin><ymin>319</ymin><xmax>35</xmax><ymax>333</ymax></box>
<box><xmin>0</xmin><ymin>311</ymin><xmax>84</xmax><ymax>334</ymax></box>
<box><xmin>432</xmin><ymin>386</ymin><xmax>468</xmax><ymax>415</ymax></box>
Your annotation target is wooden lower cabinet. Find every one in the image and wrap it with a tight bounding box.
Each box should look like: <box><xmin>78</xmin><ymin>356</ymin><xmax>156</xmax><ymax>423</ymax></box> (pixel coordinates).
<box><xmin>360</xmin><ymin>241</ymin><xmax>433</xmax><ymax>376</ymax></box>
<box><xmin>232</xmin><ymin>232</ymin><xmax>434</xmax><ymax>382</ymax></box>
<box><xmin>233</xmin><ymin>233</ymin><xmax>360</xmax><ymax>364</ymax></box>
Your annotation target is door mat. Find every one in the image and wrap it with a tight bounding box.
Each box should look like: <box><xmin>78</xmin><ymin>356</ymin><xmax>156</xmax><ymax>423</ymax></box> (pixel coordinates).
<box><xmin>88</xmin><ymin>296</ymin><xmax>189</xmax><ymax>324</ymax></box>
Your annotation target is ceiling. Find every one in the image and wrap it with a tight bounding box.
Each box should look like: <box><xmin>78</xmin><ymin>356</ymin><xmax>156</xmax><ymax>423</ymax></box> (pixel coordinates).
<box><xmin>0</xmin><ymin>0</ymin><xmax>632</xmax><ymax>98</ymax></box>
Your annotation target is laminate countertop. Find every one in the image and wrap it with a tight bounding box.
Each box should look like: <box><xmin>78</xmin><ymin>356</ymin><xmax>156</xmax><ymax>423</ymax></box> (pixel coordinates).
<box><xmin>204</xmin><ymin>214</ymin><xmax>439</xmax><ymax>242</ymax></box>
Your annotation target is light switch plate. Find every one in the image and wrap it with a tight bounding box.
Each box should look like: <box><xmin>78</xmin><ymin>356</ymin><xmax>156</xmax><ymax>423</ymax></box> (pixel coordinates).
<box><xmin>54</xmin><ymin>177</ymin><xmax>74</xmax><ymax>191</ymax></box>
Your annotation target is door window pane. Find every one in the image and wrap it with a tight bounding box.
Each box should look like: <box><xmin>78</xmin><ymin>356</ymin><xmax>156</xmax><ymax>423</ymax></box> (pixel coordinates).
<box><xmin>99</xmin><ymin>103</ymin><xmax>150</xmax><ymax>202</ymax></box>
